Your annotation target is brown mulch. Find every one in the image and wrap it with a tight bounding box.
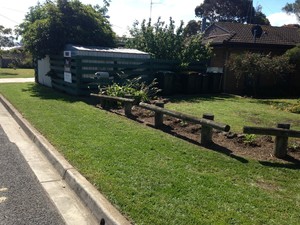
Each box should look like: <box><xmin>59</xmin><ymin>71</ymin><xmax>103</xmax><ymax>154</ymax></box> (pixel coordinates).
<box><xmin>97</xmin><ymin>103</ymin><xmax>300</xmax><ymax>166</ymax></box>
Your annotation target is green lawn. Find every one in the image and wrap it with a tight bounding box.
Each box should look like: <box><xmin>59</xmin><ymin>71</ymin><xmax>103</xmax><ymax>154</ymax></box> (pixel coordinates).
<box><xmin>166</xmin><ymin>95</ymin><xmax>300</xmax><ymax>133</ymax></box>
<box><xmin>0</xmin><ymin>68</ymin><xmax>34</xmax><ymax>78</ymax></box>
<box><xmin>1</xmin><ymin>83</ymin><xmax>300</xmax><ymax>225</ymax></box>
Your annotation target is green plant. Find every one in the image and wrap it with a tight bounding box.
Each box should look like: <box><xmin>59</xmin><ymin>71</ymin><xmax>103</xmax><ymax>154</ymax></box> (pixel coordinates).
<box><xmin>104</xmin><ymin>77</ymin><xmax>161</xmax><ymax>103</ymax></box>
<box><xmin>243</xmin><ymin>134</ymin><xmax>257</xmax><ymax>144</ymax></box>
<box><xmin>19</xmin><ymin>0</ymin><xmax>115</xmax><ymax>59</ymax></box>
<box><xmin>289</xmin><ymin>141</ymin><xmax>300</xmax><ymax>151</ymax></box>
<box><xmin>226</xmin><ymin>52</ymin><xmax>294</xmax><ymax>96</ymax></box>
<box><xmin>126</xmin><ymin>17</ymin><xmax>212</xmax><ymax>68</ymax></box>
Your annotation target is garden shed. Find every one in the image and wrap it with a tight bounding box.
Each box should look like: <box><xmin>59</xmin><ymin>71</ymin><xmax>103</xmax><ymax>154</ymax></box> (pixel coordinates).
<box><xmin>37</xmin><ymin>44</ymin><xmax>152</xmax><ymax>96</ymax></box>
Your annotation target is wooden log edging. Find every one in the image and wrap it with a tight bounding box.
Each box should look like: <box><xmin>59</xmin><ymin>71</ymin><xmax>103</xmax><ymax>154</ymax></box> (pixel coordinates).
<box><xmin>139</xmin><ymin>102</ymin><xmax>230</xmax><ymax>132</ymax></box>
<box><xmin>243</xmin><ymin>124</ymin><xmax>300</xmax><ymax>158</ymax></box>
<box><xmin>91</xmin><ymin>93</ymin><xmax>135</xmax><ymax>117</ymax></box>
<box><xmin>243</xmin><ymin>126</ymin><xmax>300</xmax><ymax>138</ymax></box>
<box><xmin>139</xmin><ymin>102</ymin><xmax>230</xmax><ymax>145</ymax></box>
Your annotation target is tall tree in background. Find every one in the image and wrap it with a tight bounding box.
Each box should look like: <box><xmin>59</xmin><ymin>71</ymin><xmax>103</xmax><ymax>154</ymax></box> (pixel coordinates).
<box><xmin>19</xmin><ymin>0</ymin><xmax>115</xmax><ymax>59</ymax></box>
<box><xmin>195</xmin><ymin>0</ymin><xmax>269</xmax><ymax>26</ymax></box>
<box><xmin>126</xmin><ymin>18</ymin><xmax>212</xmax><ymax>67</ymax></box>
<box><xmin>183</xmin><ymin>20</ymin><xmax>201</xmax><ymax>37</ymax></box>
<box><xmin>283</xmin><ymin>0</ymin><xmax>300</xmax><ymax>21</ymax></box>
<box><xmin>0</xmin><ymin>25</ymin><xmax>14</xmax><ymax>50</ymax></box>
<box><xmin>252</xmin><ymin>5</ymin><xmax>270</xmax><ymax>25</ymax></box>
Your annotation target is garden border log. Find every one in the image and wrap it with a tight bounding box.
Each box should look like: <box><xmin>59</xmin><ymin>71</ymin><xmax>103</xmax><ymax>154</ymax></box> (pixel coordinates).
<box><xmin>243</xmin><ymin>126</ymin><xmax>300</xmax><ymax>138</ymax></box>
<box><xmin>243</xmin><ymin>124</ymin><xmax>300</xmax><ymax>158</ymax></box>
<box><xmin>139</xmin><ymin>102</ymin><xmax>230</xmax><ymax>132</ymax></box>
<box><xmin>91</xmin><ymin>93</ymin><xmax>135</xmax><ymax>116</ymax></box>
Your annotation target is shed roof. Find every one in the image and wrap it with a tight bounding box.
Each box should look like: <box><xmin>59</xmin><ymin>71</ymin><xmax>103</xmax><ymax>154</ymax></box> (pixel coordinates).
<box><xmin>203</xmin><ymin>22</ymin><xmax>300</xmax><ymax>47</ymax></box>
<box><xmin>65</xmin><ymin>44</ymin><xmax>150</xmax><ymax>58</ymax></box>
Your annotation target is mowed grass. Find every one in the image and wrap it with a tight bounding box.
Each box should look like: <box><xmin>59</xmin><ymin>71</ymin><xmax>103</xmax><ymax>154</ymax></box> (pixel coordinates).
<box><xmin>1</xmin><ymin>83</ymin><xmax>300</xmax><ymax>225</ymax></box>
<box><xmin>166</xmin><ymin>95</ymin><xmax>300</xmax><ymax>133</ymax></box>
<box><xmin>0</xmin><ymin>68</ymin><xmax>34</xmax><ymax>78</ymax></box>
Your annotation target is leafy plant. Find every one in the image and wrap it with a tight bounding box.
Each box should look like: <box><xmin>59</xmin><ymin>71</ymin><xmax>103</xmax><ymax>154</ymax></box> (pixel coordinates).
<box><xmin>226</xmin><ymin>52</ymin><xmax>295</xmax><ymax>96</ymax></box>
<box><xmin>288</xmin><ymin>141</ymin><xmax>300</xmax><ymax>151</ymax></box>
<box><xmin>243</xmin><ymin>134</ymin><xmax>257</xmax><ymax>145</ymax></box>
<box><xmin>126</xmin><ymin>17</ymin><xmax>212</xmax><ymax>68</ymax></box>
<box><xmin>104</xmin><ymin>77</ymin><xmax>161</xmax><ymax>103</ymax></box>
<box><xmin>19</xmin><ymin>0</ymin><xmax>115</xmax><ymax>59</ymax></box>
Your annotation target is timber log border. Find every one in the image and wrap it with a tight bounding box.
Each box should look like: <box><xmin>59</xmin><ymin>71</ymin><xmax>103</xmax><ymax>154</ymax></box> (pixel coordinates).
<box><xmin>90</xmin><ymin>94</ymin><xmax>231</xmax><ymax>145</ymax></box>
<box><xmin>244</xmin><ymin>123</ymin><xmax>300</xmax><ymax>158</ymax></box>
<box><xmin>138</xmin><ymin>102</ymin><xmax>230</xmax><ymax>145</ymax></box>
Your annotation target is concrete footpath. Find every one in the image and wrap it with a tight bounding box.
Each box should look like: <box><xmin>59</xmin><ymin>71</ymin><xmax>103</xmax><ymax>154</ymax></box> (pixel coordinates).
<box><xmin>0</xmin><ymin>90</ymin><xmax>131</xmax><ymax>224</ymax></box>
<box><xmin>0</xmin><ymin>78</ymin><xmax>35</xmax><ymax>83</ymax></box>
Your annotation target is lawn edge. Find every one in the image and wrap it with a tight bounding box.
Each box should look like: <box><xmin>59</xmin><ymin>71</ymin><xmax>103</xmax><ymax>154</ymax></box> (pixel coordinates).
<box><xmin>0</xmin><ymin>94</ymin><xmax>132</xmax><ymax>225</ymax></box>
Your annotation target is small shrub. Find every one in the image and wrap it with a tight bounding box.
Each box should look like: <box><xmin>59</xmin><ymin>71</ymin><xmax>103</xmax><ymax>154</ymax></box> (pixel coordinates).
<box><xmin>103</xmin><ymin>77</ymin><xmax>161</xmax><ymax>103</ymax></box>
<box><xmin>288</xmin><ymin>142</ymin><xmax>300</xmax><ymax>152</ymax></box>
<box><xmin>243</xmin><ymin>134</ymin><xmax>257</xmax><ymax>145</ymax></box>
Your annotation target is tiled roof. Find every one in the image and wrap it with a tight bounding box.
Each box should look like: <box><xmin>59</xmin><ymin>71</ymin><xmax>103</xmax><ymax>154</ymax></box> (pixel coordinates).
<box><xmin>203</xmin><ymin>22</ymin><xmax>300</xmax><ymax>46</ymax></box>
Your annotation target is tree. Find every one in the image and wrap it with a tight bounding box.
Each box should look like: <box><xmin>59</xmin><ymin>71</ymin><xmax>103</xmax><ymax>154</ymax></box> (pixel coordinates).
<box><xmin>183</xmin><ymin>20</ymin><xmax>201</xmax><ymax>37</ymax></box>
<box><xmin>252</xmin><ymin>5</ymin><xmax>270</xmax><ymax>25</ymax></box>
<box><xmin>0</xmin><ymin>25</ymin><xmax>14</xmax><ymax>49</ymax></box>
<box><xmin>126</xmin><ymin>18</ymin><xmax>212</xmax><ymax>67</ymax></box>
<box><xmin>19</xmin><ymin>0</ymin><xmax>116</xmax><ymax>59</ymax></box>
<box><xmin>195</xmin><ymin>0</ymin><xmax>270</xmax><ymax>25</ymax></box>
<box><xmin>283</xmin><ymin>0</ymin><xmax>300</xmax><ymax>21</ymax></box>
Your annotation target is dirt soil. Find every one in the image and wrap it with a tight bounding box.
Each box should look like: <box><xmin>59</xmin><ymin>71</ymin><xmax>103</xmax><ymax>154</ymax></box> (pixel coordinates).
<box><xmin>98</xmin><ymin>103</ymin><xmax>300</xmax><ymax>166</ymax></box>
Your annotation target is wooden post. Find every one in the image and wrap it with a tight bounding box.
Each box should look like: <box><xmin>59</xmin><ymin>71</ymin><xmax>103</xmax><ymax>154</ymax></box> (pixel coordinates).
<box><xmin>100</xmin><ymin>99</ymin><xmax>106</xmax><ymax>109</ymax></box>
<box><xmin>154</xmin><ymin>102</ymin><xmax>164</xmax><ymax>128</ymax></box>
<box><xmin>274</xmin><ymin>123</ymin><xmax>290</xmax><ymax>158</ymax></box>
<box><xmin>201</xmin><ymin>114</ymin><xmax>214</xmax><ymax>145</ymax></box>
<box><xmin>124</xmin><ymin>102</ymin><xmax>133</xmax><ymax>117</ymax></box>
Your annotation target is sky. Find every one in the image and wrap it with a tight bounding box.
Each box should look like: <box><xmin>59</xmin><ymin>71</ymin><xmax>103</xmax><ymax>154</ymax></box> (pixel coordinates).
<box><xmin>0</xmin><ymin>0</ymin><xmax>298</xmax><ymax>36</ymax></box>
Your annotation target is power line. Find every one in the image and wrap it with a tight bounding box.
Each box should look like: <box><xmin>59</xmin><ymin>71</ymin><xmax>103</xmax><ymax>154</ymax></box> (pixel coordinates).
<box><xmin>0</xmin><ymin>13</ymin><xmax>19</xmax><ymax>25</ymax></box>
<box><xmin>0</xmin><ymin>6</ymin><xmax>25</xmax><ymax>14</ymax></box>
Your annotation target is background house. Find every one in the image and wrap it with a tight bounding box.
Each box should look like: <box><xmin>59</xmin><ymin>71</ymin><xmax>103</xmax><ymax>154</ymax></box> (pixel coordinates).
<box><xmin>203</xmin><ymin>22</ymin><xmax>300</xmax><ymax>94</ymax></box>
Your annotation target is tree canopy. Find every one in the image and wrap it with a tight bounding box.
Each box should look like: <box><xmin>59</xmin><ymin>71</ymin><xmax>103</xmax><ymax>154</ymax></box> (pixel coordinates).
<box><xmin>19</xmin><ymin>0</ymin><xmax>116</xmax><ymax>59</ymax></box>
<box><xmin>0</xmin><ymin>25</ymin><xmax>14</xmax><ymax>49</ymax></box>
<box><xmin>283</xmin><ymin>0</ymin><xmax>300</xmax><ymax>21</ymax></box>
<box><xmin>195</xmin><ymin>0</ymin><xmax>270</xmax><ymax>25</ymax></box>
<box><xmin>126</xmin><ymin>18</ymin><xmax>212</xmax><ymax>67</ymax></box>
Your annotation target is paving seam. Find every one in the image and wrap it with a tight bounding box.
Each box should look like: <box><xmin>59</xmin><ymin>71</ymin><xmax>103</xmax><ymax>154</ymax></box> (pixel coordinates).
<box><xmin>0</xmin><ymin>94</ymin><xmax>131</xmax><ymax>225</ymax></box>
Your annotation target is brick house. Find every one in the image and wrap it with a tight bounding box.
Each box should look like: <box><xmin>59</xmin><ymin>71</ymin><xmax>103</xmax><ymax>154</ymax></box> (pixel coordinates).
<box><xmin>203</xmin><ymin>22</ymin><xmax>300</xmax><ymax>94</ymax></box>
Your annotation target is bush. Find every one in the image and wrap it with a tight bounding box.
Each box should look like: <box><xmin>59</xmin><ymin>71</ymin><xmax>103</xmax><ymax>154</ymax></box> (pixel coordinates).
<box><xmin>102</xmin><ymin>77</ymin><xmax>161</xmax><ymax>103</ymax></box>
<box><xmin>226</xmin><ymin>52</ymin><xmax>294</xmax><ymax>96</ymax></box>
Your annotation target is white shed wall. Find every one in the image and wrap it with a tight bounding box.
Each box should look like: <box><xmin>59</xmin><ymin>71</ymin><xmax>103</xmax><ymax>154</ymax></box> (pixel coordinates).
<box><xmin>37</xmin><ymin>55</ymin><xmax>52</xmax><ymax>87</ymax></box>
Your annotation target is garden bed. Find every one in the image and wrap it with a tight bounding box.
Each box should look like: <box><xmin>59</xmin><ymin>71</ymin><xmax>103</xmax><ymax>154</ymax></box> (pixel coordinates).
<box><xmin>104</xmin><ymin>104</ymin><xmax>300</xmax><ymax>164</ymax></box>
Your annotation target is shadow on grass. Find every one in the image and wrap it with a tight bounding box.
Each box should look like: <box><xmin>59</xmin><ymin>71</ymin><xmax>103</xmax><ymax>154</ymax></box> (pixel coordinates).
<box><xmin>252</xmin><ymin>99</ymin><xmax>294</xmax><ymax>109</ymax></box>
<box><xmin>124</xmin><ymin>116</ymin><xmax>249</xmax><ymax>164</ymax></box>
<box><xmin>259</xmin><ymin>158</ymin><xmax>300</xmax><ymax>170</ymax></box>
<box><xmin>206</xmin><ymin>142</ymin><xmax>249</xmax><ymax>164</ymax></box>
<box><xmin>0</xmin><ymin>72</ymin><xmax>18</xmax><ymax>76</ymax></box>
<box><xmin>21</xmin><ymin>83</ymin><xmax>89</xmax><ymax>104</ymax></box>
<box><xmin>168</xmin><ymin>94</ymin><xmax>234</xmax><ymax>104</ymax></box>
<box><xmin>259</xmin><ymin>154</ymin><xmax>300</xmax><ymax>170</ymax></box>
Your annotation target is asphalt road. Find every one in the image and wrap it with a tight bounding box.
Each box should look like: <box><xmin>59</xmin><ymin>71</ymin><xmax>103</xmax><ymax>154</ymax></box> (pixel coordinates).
<box><xmin>0</xmin><ymin>125</ymin><xmax>65</xmax><ymax>225</ymax></box>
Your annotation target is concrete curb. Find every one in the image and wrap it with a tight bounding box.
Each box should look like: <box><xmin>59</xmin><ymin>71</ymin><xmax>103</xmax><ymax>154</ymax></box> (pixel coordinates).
<box><xmin>0</xmin><ymin>94</ymin><xmax>131</xmax><ymax>225</ymax></box>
